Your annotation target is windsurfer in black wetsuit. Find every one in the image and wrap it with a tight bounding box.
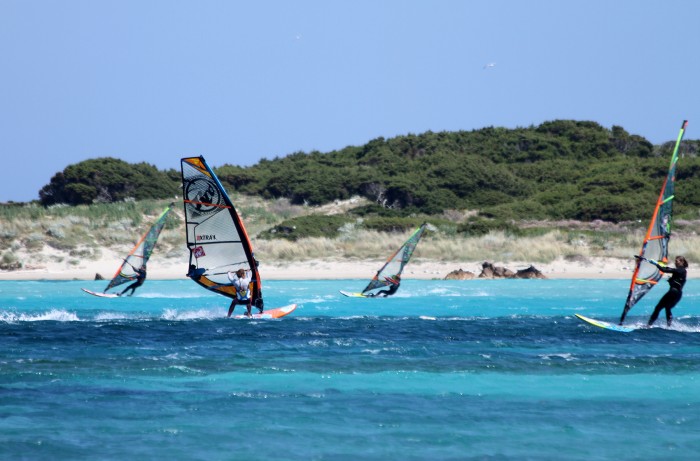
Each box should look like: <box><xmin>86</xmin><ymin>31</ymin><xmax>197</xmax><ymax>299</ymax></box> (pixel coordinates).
<box><xmin>120</xmin><ymin>266</ymin><xmax>146</xmax><ymax>296</ymax></box>
<box><xmin>644</xmin><ymin>255</ymin><xmax>688</xmax><ymax>327</ymax></box>
<box><xmin>365</xmin><ymin>274</ymin><xmax>401</xmax><ymax>298</ymax></box>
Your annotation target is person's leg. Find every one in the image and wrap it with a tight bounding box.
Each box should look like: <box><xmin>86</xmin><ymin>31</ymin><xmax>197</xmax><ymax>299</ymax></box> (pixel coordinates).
<box><xmin>120</xmin><ymin>284</ymin><xmax>134</xmax><ymax>296</ymax></box>
<box><xmin>648</xmin><ymin>302</ymin><xmax>665</xmax><ymax>326</ymax></box>
<box><xmin>664</xmin><ymin>291</ymin><xmax>681</xmax><ymax>327</ymax></box>
<box><xmin>665</xmin><ymin>307</ymin><xmax>673</xmax><ymax>327</ymax></box>
<box><xmin>228</xmin><ymin>300</ymin><xmax>236</xmax><ymax>317</ymax></box>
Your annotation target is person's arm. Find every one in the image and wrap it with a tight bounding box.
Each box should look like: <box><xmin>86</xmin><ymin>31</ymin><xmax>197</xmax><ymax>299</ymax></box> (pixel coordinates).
<box><xmin>636</xmin><ymin>256</ymin><xmax>674</xmax><ymax>273</ymax></box>
<box><xmin>654</xmin><ymin>263</ymin><xmax>682</xmax><ymax>275</ymax></box>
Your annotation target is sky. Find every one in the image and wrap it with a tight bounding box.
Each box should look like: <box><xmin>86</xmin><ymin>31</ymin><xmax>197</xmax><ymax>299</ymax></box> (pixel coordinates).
<box><xmin>1</xmin><ymin>0</ymin><xmax>698</xmax><ymax>202</ymax></box>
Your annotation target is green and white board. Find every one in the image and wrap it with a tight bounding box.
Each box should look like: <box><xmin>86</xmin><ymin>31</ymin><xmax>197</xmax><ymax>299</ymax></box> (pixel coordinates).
<box><xmin>575</xmin><ymin>314</ymin><xmax>636</xmax><ymax>333</ymax></box>
<box><xmin>339</xmin><ymin>290</ymin><xmax>367</xmax><ymax>298</ymax></box>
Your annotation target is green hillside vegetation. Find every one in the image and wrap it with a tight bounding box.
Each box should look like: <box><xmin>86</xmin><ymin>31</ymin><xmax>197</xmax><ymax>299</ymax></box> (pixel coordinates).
<box><xmin>5</xmin><ymin>120</ymin><xmax>700</xmax><ymax>274</ymax></box>
<box><xmin>217</xmin><ymin>120</ymin><xmax>700</xmax><ymax>225</ymax></box>
<box><xmin>32</xmin><ymin>121</ymin><xmax>700</xmax><ymax>236</ymax></box>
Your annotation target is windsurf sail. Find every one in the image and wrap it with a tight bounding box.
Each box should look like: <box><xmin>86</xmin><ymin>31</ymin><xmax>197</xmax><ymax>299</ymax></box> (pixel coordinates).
<box><xmin>103</xmin><ymin>203</ymin><xmax>174</xmax><ymax>293</ymax></box>
<box><xmin>360</xmin><ymin>223</ymin><xmax>427</xmax><ymax>296</ymax></box>
<box><xmin>620</xmin><ymin>120</ymin><xmax>688</xmax><ymax>324</ymax></box>
<box><xmin>180</xmin><ymin>156</ymin><xmax>263</xmax><ymax>309</ymax></box>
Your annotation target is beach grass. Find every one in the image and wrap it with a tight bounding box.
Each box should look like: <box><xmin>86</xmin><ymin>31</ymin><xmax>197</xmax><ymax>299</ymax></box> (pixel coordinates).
<box><xmin>2</xmin><ymin>197</ymin><xmax>700</xmax><ymax>271</ymax></box>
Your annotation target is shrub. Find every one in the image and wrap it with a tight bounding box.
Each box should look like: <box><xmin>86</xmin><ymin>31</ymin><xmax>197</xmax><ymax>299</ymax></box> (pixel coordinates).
<box><xmin>259</xmin><ymin>215</ymin><xmax>352</xmax><ymax>241</ymax></box>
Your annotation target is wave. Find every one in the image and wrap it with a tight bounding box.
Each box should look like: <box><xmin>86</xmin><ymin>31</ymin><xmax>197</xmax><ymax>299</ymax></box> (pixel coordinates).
<box><xmin>0</xmin><ymin>309</ymin><xmax>80</xmax><ymax>322</ymax></box>
<box><xmin>161</xmin><ymin>308</ymin><xmax>223</xmax><ymax>321</ymax></box>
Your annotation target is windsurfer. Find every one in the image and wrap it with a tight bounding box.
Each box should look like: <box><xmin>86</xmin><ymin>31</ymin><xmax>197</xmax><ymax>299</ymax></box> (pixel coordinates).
<box><xmin>119</xmin><ymin>267</ymin><xmax>146</xmax><ymax>296</ymax></box>
<box><xmin>227</xmin><ymin>269</ymin><xmax>253</xmax><ymax>317</ymax></box>
<box><xmin>645</xmin><ymin>255</ymin><xmax>688</xmax><ymax>327</ymax></box>
<box><xmin>366</xmin><ymin>274</ymin><xmax>401</xmax><ymax>298</ymax></box>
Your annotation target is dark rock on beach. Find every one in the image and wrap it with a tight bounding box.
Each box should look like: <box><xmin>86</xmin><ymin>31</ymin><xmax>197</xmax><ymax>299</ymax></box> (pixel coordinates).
<box><xmin>445</xmin><ymin>261</ymin><xmax>546</xmax><ymax>280</ymax></box>
<box><xmin>479</xmin><ymin>261</ymin><xmax>515</xmax><ymax>279</ymax></box>
<box><xmin>444</xmin><ymin>268</ymin><xmax>476</xmax><ymax>280</ymax></box>
<box><xmin>513</xmin><ymin>265</ymin><xmax>546</xmax><ymax>279</ymax></box>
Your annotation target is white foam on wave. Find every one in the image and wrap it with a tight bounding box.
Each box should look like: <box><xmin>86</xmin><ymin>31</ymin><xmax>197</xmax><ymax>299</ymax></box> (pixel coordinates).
<box><xmin>423</xmin><ymin>287</ymin><xmax>462</xmax><ymax>297</ymax></box>
<box><xmin>0</xmin><ymin>309</ymin><xmax>80</xmax><ymax>322</ymax></box>
<box><xmin>94</xmin><ymin>312</ymin><xmax>134</xmax><ymax>321</ymax></box>
<box><xmin>161</xmin><ymin>308</ymin><xmax>221</xmax><ymax>321</ymax></box>
<box><xmin>539</xmin><ymin>353</ymin><xmax>577</xmax><ymax>361</ymax></box>
<box><xmin>336</xmin><ymin>315</ymin><xmax>377</xmax><ymax>320</ymax></box>
<box><xmin>654</xmin><ymin>322</ymin><xmax>700</xmax><ymax>334</ymax></box>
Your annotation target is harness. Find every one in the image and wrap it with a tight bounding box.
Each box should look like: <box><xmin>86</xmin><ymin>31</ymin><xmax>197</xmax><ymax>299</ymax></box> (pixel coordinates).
<box><xmin>235</xmin><ymin>278</ymin><xmax>251</xmax><ymax>301</ymax></box>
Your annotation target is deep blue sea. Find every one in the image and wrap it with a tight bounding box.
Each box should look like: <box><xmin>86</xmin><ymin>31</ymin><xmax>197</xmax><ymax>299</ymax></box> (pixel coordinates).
<box><xmin>1</xmin><ymin>278</ymin><xmax>699</xmax><ymax>460</ymax></box>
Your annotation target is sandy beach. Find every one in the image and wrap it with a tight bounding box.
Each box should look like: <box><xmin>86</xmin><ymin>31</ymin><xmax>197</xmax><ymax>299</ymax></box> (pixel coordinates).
<box><xmin>0</xmin><ymin>247</ymin><xmax>637</xmax><ymax>281</ymax></box>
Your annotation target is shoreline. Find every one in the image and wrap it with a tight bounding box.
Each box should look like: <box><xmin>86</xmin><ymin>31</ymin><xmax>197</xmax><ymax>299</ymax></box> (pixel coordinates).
<box><xmin>0</xmin><ymin>255</ymin><xmax>640</xmax><ymax>281</ymax></box>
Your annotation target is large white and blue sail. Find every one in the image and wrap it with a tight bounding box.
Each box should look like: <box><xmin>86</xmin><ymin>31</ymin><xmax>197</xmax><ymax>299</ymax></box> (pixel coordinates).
<box><xmin>180</xmin><ymin>156</ymin><xmax>263</xmax><ymax>309</ymax></box>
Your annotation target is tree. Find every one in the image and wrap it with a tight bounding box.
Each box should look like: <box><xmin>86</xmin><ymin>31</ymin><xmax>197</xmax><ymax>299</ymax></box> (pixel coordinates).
<box><xmin>39</xmin><ymin>157</ymin><xmax>179</xmax><ymax>206</ymax></box>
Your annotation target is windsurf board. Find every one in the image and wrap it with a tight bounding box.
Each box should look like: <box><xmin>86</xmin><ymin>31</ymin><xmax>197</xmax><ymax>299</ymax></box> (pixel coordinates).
<box><xmin>575</xmin><ymin>313</ymin><xmax>636</xmax><ymax>333</ymax></box>
<box><xmin>81</xmin><ymin>288</ymin><xmax>120</xmax><ymax>298</ymax></box>
<box><xmin>232</xmin><ymin>303</ymin><xmax>297</xmax><ymax>319</ymax></box>
<box><xmin>339</xmin><ymin>290</ymin><xmax>366</xmax><ymax>298</ymax></box>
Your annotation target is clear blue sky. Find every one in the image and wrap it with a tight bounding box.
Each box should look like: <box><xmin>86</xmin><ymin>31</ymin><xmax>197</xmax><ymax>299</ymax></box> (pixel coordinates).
<box><xmin>1</xmin><ymin>0</ymin><xmax>698</xmax><ymax>202</ymax></box>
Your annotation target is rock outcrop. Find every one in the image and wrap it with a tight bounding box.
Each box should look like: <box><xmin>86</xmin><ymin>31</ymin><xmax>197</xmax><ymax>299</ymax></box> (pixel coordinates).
<box><xmin>479</xmin><ymin>261</ymin><xmax>515</xmax><ymax>279</ymax></box>
<box><xmin>513</xmin><ymin>265</ymin><xmax>546</xmax><ymax>279</ymax></box>
<box><xmin>444</xmin><ymin>269</ymin><xmax>476</xmax><ymax>280</ymax></box>
<box><xmin>444</xmin><ymin>261</ymin><xmax>546</xmax><ymax>280</ymax></box>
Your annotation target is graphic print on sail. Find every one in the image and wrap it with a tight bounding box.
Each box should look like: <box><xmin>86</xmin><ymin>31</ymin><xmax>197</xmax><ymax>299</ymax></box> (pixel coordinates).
<box><xmin>619</xmin><ymin>120</ymin><xmax>688</xmax><ymax>325</ymax></box>
<box><xmin>340</xmin><ymin>223</ymin><xmax>427</xmax><ymax>297</ymax></box>
<box><xmin>82</xmin><ymin>203</ymin><xmax>174</xmax><ymax>297</ymax></box>
<box><xmin>180</xmin><ymin>156</ymin><xmax>264</xmax><ymax>311</ymax></box>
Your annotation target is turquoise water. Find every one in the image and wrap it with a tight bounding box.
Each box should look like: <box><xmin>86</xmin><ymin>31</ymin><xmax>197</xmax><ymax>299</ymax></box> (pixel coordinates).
<box><xmin>1</xmin><ymin>278</ymin><xmax>699</xmax><ymax>460</ymax></box>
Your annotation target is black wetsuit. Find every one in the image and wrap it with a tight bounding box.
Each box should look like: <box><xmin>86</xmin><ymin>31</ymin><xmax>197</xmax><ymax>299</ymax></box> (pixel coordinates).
<box><xmin>121</xmin><ymin>269</ymin><xmax>146</xmax><ymax>296</ymax></box>
<box><xmin>648</xmin><ymin>265</ymin><xmax>686</xmax><ymax>326</ymax></box>
<box><xmin>367</xmin><ymin>283</ymin><xmax>400</xmax><ymax>298</ymax></box>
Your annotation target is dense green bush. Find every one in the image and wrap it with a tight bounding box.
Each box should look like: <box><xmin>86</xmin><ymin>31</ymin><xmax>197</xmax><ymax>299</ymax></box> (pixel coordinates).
<box><xmin>258</xmin><ymin>215</ymin><xmax>352</xmax><ymax>241</ymax></box>
<box><xmin>34</xmin><ymin>122</ymin><xmax>700</xmax><ymax>226</ymax></box>
<box><xmin>210</xmin><ymin>120</ymin><xmax>698</xmax><ymax>223</ymax></box>
<box><xmin>360</xmin><ymin>217</ymin><xmax>427</xmax><ymax>233</ymax></box>
<box><xmin>39</xmin><ymin>158</ymin><xmax>179</xmax><ymax>206</ymax></box>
